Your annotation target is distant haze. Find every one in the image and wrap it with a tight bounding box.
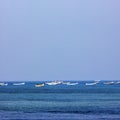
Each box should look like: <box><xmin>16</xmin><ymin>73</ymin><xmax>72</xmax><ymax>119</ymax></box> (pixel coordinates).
<box><xmin>0</xmin><ymin>0</ymin><xmax>120</xmax><ymax>81</ymax></box>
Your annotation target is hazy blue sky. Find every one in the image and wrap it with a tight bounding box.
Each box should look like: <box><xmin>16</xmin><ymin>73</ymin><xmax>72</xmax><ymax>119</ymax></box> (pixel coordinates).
<box><xmin>0</xmin><ymin>0</ymin><xmax>120</xmax><ymax>81</ymax></box>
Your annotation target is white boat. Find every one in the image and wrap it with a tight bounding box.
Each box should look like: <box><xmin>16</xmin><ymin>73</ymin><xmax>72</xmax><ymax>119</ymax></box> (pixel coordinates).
<box><xmin>85</xmin><ymin>82</ymin><xmax>97</xmax><ymax>86</ymax></box>
<box><xmin>67</xmin><ymin>82</ymin><xmax>78</xmax><ymax>86</ymax></box>
<box><xmin>0</xmin><ymin>82</ymin><xmax>8</xmax><ymax>86</ymax></box>
<box><xmin>35</xmin><ymin>83</ymin><xmax>44</xmax><ymax>87</ymax></box>
<box><xmin>13</xmin><ymin>82</ymin><xmax>25</xmax><ymax>85</ymax></box>
<box><xmin>46</xmin><ymin>81</ymin><xmax>61</xmax><ymax>85</ymax></box>
<box><xmin>115</xmin><ymin>81</ymin><xmax>120</xmax><ymax>84</ymax></box>
<box><xmin>104</xmin><ymin>82</ymin><xmax>115</xmax><ymax>85</ymax></box>
<box><xmin>85</xmin><ymin>80</ymin><xmax>100</xmax><ymax>86</ymax></box>
<box><xmin>62</xmin><ymin>82</ymin><xmax>70</xmax><ymax>85</ymax></box>
<box><xmin>94</xmin><ymin>80</ymin><xmax>101</xmax><ymax>83</ymax></box>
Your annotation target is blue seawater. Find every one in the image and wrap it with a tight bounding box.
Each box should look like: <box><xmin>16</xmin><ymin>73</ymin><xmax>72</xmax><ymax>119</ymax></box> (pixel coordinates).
<box><xmin>0</xmin><ymin>81</ymin><xmax>120</xmax><ymax>120</ymax></box>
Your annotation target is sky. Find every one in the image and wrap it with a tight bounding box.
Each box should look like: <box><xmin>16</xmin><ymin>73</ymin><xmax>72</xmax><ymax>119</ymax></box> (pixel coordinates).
<box><xmin>0</xmin><ymin>0</ymin><xmax>120</xmax><ymax>81</ymax></box>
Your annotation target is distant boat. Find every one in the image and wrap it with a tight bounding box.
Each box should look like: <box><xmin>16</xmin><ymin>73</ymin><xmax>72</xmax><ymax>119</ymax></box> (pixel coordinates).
<box><xmin>104</xmin><ymin>82</ymin><xmax>115</xmax><ymax>85</ymax></box>
<box><xmin>13</xmin><ymin>82</ymin><xmax>25</xmax><ymax>86</ymax></box>
<box><xmin>62</xmin><ymin>82</ymin><xmax>71</xmax><ymax>85</ymax></box>
<box><xmin>0</xmin><ymin>82</ymin><xmax>8</xmax><ymax>86</ymax></box>
<box><xmin>46</xmin><ymin>81</ymin><xmax>61</xmax><ymax>85</ymax></box>
<box><xmin>85</xmin><ymin>82</ymin><xmax>97</xmax><ymax>86</ymax></box>
<box><xmin>35</xmin><ymin>83</ymin><xmax>44</xmax><ymax>87</ymax></box>
<box><xmin>94</xmin><ymin>80</ymin><xmax>101</xmax><ymax>83</ymax></box>
<box><xmin>67</xmin><ymin>82</ymin><xmax>78</xmax><ymax>86</ymax></box>
<box><xmin>85</xmin><ymin>80</ymin><xmax>100</xmax><ymax>86</ymax></box>
<box><xmin>115</xmin><ymin>81</ymin><xmax>120</xmax><ymax>84</ymax></box>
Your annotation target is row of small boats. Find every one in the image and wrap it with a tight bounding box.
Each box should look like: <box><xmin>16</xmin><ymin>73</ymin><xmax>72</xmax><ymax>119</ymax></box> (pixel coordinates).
<box><xmin>85</xmin><ymin>80</ymin><xmax>120</xmax><ymax>85</ymax></box>
<box><xmin>0</xmin><ymin>82</ymin><xmax>25</xmax><ymax>86</ymax></box>
<box><xmin>35</xmin><ymin>81</ymin><xmax>79</xmax><ymax>87</ymax></box>
<box><xmin>0</xmin><ymin>81</ymin><xmax>120</xmax><ymax>87</ymax></box>
<box><xmin>0</xmin><ymin>81</ymin><xmax>78</xmax><ymax>87</ymax></box>
<box><xmin>34</xmin><ymin>80</ymin><xmax>120</xmax><ymax>87</ymax></box>
<box><xmin>0</xmin><ymin>81</ymin><xmax>79</xmax><ymax>87</ymax></box>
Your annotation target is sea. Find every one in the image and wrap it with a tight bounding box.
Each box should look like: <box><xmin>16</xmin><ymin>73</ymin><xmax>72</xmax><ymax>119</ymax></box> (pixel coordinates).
<box><xmin>0</xmin><ymin>80</ymin><xmax>120</xmax><ymax>120</ymax></box>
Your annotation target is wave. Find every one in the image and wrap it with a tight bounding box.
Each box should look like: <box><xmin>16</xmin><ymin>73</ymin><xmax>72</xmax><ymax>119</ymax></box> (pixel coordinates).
<box><xmin>0</xmin><ymin>101</ymin><xmax>120</xmax><ymax>114</ymax></box>
<box><xmin>0</xmin><ymin>111</ymin><xmax>120</xmax><ymax>120</ymax></box>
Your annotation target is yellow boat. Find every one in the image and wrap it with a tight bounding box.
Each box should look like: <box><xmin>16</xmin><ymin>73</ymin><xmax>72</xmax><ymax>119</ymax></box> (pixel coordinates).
<box><xmin>35</xmin><ymin>83</ymin><xmax>44</xmax><ymax>87</ymax></box>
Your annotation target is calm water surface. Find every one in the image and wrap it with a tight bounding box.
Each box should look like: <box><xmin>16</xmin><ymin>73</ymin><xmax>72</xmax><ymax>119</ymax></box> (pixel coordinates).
<box><xmin>0</xmin><ymin>81</ymin><xmax>120</xmax><ymax>120</ymax></box>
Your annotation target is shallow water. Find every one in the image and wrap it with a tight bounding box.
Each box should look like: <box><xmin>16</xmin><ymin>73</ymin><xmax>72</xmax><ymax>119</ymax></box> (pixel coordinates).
<box><xmin>0</xmin><ymin>81</ymin><xmax>120</xmax><ymax>120</ymax></box>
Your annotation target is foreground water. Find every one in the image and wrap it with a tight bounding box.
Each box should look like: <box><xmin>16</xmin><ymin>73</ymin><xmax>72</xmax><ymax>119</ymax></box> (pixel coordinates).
<box><xmin>0</xmin><ymin>81</ymin><xmax>120</xmax><ymax>120</ymax></box>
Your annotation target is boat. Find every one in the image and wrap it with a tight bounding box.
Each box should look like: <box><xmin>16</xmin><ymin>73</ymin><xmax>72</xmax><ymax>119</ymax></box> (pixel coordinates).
<box><xmin>46</xmin><ymin>81</ymin><xmax>62</xmax><ymax>85</ymax></box>
<box><xmin>85</xmin><ymin>82</ymin><xmax>97</xmax><ymax>86</ymax></box>
<box><xmin>67</xmin><ymin>82</ymin><xmax>78</xmax><ymax>86</ymax></box>
<box><xmin>35</xmin><ymin>83</ymin><xmax>44</xmax><ymax>87</ymax></box>
<box><xmin>13</xmin><ymin>82</ymin><xmax>25</xmax><ymax>85</ymax></box>
<box><xmin>115</xmin><ymin>81</ymin><xmax>120</xmax><ymax>84</ymax></box>
<box><xmin>62</xmin><ymin>82</ymin><xmax>71</xmax><ymax>85</ymax></box>
<box><xmin>104</xmin><ymin>82</ymin><xmax>115</xmax><ymax>85</ymax></box>
<box><xmin>94</xmin><ymin>80</ymin><xmax>101</xmax><ymax>83</ymax></box>
<box><xmin>0</xmin><ymin>82</ymin><xmax>8</xmax><ymax>86</ymax></box>
<box><xmin>85</xmin><ymin>80</ymin><xmax>100</xmax><ymax>86</ymax></box>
